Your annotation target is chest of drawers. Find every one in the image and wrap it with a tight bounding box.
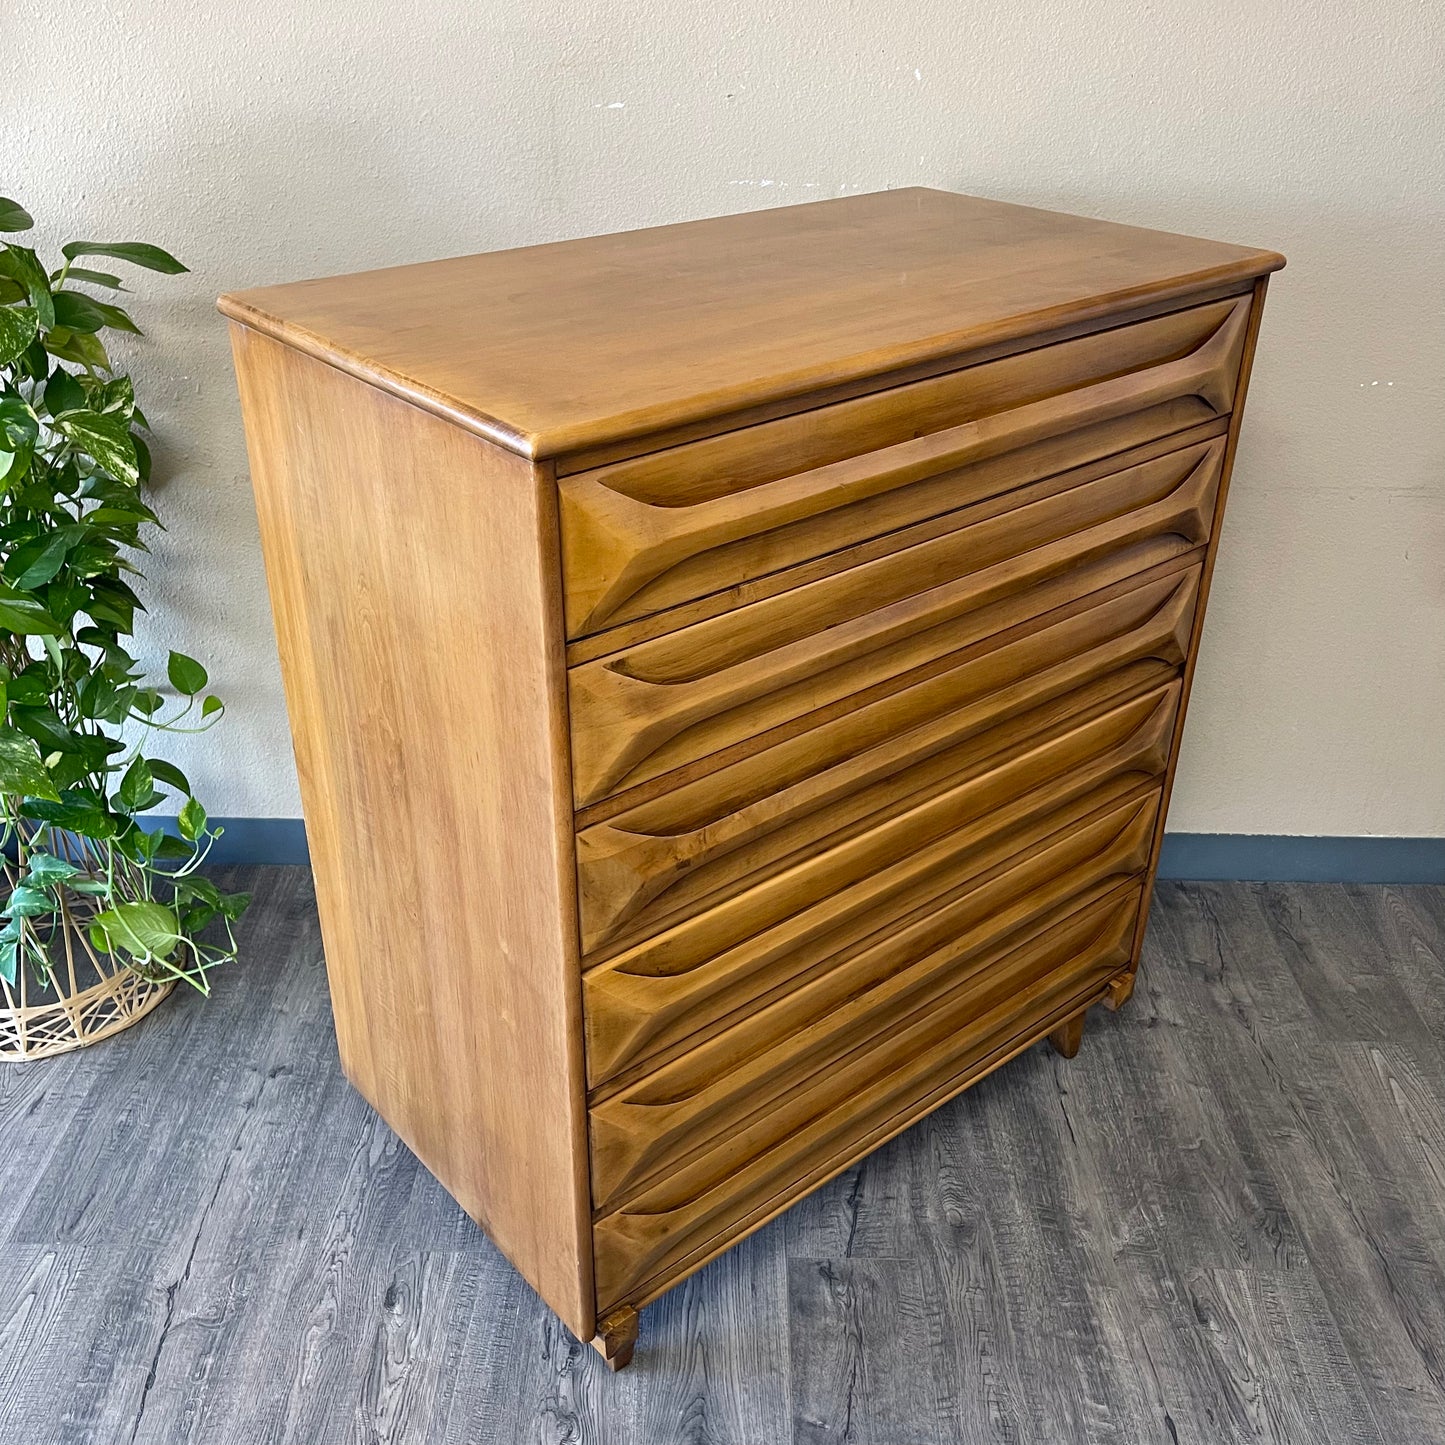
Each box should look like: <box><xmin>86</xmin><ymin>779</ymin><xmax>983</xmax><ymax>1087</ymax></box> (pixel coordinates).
<box><xmin>221</xmin><ymin>188</ymin><xmax>1282</xmax><ymax>1369</ymax></box>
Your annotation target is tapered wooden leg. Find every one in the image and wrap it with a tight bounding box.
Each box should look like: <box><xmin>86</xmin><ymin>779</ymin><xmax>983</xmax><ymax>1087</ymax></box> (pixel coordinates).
<box><xmin>1048</xmin><ymin>1012</ymin><xmax>1086</xmax><ymax>1059</ymax></box>
<box><xmin>1104</xmin><ymin>969</ymin><xmax>1136</xmax><ymax>1011</ymax></box>
<box><xmin>591</xmin><ymin>1304</ymin><xmax>639</xmax><ymax>1371</ymax></box>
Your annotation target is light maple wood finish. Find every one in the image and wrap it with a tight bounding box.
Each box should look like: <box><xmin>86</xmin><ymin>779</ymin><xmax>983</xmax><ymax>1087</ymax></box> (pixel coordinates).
<box><xmin>576</xmin><ymin>564</ymin><xmax>1200</xmax><ymax>956</ymax></box>
<box><xmin>590</xmin><ymin>1306</ymin><xmax>640</xmax><ymax>1373</ymax></box>
<box><xmin>1129</xmin><ymin>273</ymin><xmax>1274</xmax><ymax>975</ymax></box>
<box><xmin>1048</xmin><ymin>1011</ymin><xmax>1087</xmax><ymax>1059</ymax></box>
<box><xmin>569</xmin><ymin>437</ymin><xmax>1225</xmax><ymax>808</ymax></box>
<box><xmin>222</xmin><ymin>190</ymin><xmax>1280</xmax><ymax>1369</ymax></box>
<box><xmin>587</xmin><ymin>790</ymin><xmax>1158</xmax><ymax>1211</ymax></box>
<box><xmin>219</xmin><ymin>188</ymin><xmax>1280</xmax><ymax>459</ymax></box>
<box><xmin>227</xmin><ymin>330</ymin><xmax>595</xmax><ymax>1342</ymax></box>
<box><xmin>581</xmin><ymin>683</ymin><xmax>1178</xmax><ymax>1090</ymax></box>
<box><xmin>592</xmin><ymin>884</ymin><xmax>1142</xmax><ymax>1309</ymax></box>
<box><xmin>559</xmin><ymin>295</ymin><xmax>1249</xmax><ymax>637</ymax></box>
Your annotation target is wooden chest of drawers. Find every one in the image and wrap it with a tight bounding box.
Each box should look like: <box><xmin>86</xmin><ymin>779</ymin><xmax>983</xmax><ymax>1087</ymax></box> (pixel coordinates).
<box><xmin>220</xmin><ymin>189</ymin><xmax>1282</xmax><ymax>1369</ymax></box>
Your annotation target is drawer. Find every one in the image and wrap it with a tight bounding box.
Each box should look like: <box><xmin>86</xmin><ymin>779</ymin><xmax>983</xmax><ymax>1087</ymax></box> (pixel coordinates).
<box><xmin>582</xmin><ymin>680</ymin><xmax>1179</xmax><ymax>1084</ymax></box>
<box><xmin>568</xmin><ymin>436</ymin><xmax>1223</xmax><ymax>807</ymax></box>
<box><xmin>560</xmin><ymin>294</ymin><xmax>1250</xmax><ymax>638</ymax></box>
<box><xmin>577</xmin><ymin>562</ymin><xmax>1199</xmax><ymax>955</ymax></box>
<box><xmin>592</xmin><ymin>881</ymin><xmax>1140</xmax><ymax>1309</ymax></box>
<box><xmin>589</xmin><ymin>788</ymin><xmax>1157</xmax><ymax>1210</ymax></box>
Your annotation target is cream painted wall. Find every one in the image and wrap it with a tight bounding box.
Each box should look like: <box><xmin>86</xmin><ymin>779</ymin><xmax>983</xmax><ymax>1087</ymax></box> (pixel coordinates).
<box><xmin>2</xmin><ymin>0</ymin><xmax>1441</xmax><ymax>835</ymax></box>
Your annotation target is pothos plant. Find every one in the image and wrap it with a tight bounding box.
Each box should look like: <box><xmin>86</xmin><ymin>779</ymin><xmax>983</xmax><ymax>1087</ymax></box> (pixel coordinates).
<box><xmin>0</xmin><ymin>194</ymin><xmax>247</xmax><ymax>996</ymax></box>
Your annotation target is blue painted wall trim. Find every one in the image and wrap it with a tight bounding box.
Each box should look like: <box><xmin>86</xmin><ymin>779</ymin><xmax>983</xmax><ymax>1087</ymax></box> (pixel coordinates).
<box><xmin>181</xmin><ymin>818</ymin><xmax>1445</xmax><ymax>884</ymax></box>
<box><xmin>1157</xmin><ymin>833</ymin><xmax>1445</xmax><ymax>884</ymax></box>
<box><xmin>162</xmin><ymin>815</ymin><xmax>313</xmax><ymax>867</ymax></box>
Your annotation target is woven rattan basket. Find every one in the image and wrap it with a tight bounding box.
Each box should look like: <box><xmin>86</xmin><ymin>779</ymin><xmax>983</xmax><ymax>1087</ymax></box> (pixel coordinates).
<box><xmin>0</xmin><ymin>920</ymin><xmax>174</xmax><ymax>1061</ymax></box>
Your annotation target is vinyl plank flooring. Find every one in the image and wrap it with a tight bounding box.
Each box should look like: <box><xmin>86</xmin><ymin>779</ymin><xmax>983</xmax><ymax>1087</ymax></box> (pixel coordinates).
<box><xmin>788</xmin><ymin>1255</ymin><xmax>950</xmax><ymax>1445</ymax></box>
<box><xmin>2</xmin><ymin>871</ymin><xmax>1444</xmax><ymax>1444</ymax></box>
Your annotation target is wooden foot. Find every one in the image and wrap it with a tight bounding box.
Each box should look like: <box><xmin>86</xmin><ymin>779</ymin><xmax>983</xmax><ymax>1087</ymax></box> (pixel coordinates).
<box><xmin>1048</xmin><ymin>1013</ymin><xmax>1085</xmax><ymax>1059</ymax></box>
<box><xmin>590</xmin><ymin>1305</ymin><xmax>639</xmax><ymax>1372</ymax></box>
<box><xmin>1104</xmin><ymin>969</ymin><xmax>1136</xmax><ymax>1011</ymax></box>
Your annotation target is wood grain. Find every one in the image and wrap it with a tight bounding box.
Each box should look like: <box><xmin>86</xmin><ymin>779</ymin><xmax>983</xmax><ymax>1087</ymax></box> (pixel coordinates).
<box><xmin>1126</xmin><ymin>273</ymin><xmax>1273</xmax><ymax>983</ymax></box>
<box><xmin>582</xmin><ymin>682</ymin><xmax>1177</xmax><ymax>1091</ymax></box>
<box><xmin>592</xmin><ymin>884</ymin><xmax>1140</xmax><ymax>1310</ymax></box>
<box><xmin>575</xmin><ymin>564</ymin><xmax>1199</xmax><ymax>955</ymax></box>
<box><xmin>586</xmin><ymin>794</ymin><xmax>1157</xmax><ymax>1211</ymax></box>
<box><xmin>559</xmin><ymin>294</ymin><xmax>1249</xmax><ymax>636</ymax></box>
<box><xmin>219</xmin><ymin>192</ymin><xmax>1284</xmax><ymax>1367</ymax></box>
<box><xmin>218</xmin><ymin>188</ymin><xmax>1281</xmax><ymax>461</ymax></box>
<box><xmin>569</xmin><ymin>437</ymin><xmax>1223</xmax><ymax>807</ymax></box>
<box><xmin>228</xmin><ymin>327</ymin><xmax>596</xmax><ymax>1342</ymax></box>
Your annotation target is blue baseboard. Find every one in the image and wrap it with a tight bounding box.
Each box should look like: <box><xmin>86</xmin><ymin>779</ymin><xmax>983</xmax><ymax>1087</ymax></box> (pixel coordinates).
<box><xmin>1157</xmin><ymin>833</ymin><xmax>1445</xmax><ymax>884</ymax></box>
<box><xmin>182</xmin><ymin>818</ymin><xmax>1445</xmax><ymax>885</ymax></box>
<box><xmin>174</xmin><ymin>815</ymin><xmax>313</xmax><ymax>867</ymax></box>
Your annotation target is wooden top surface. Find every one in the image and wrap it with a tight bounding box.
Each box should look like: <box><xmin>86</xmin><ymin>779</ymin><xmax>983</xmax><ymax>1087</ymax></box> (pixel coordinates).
<box><xmin>218</xmin><ymin>188</ymin><xmax>1283</xmax><ymax>460</ymax></box>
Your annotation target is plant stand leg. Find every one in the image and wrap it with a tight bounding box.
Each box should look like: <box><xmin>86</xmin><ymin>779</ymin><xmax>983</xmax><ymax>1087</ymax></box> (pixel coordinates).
<box><xmin>591</xmin><ymin>1305</ymin><xmax>639</xmax><ymax>1372</ymax></box>
<box><xmin>1048</xmin><ymin>1012</ymin><xmax>1086</xmax><ymax>1060</ymax></box>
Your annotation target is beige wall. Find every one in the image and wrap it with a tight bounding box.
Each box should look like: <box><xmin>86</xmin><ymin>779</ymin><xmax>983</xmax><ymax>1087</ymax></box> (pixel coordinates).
<box><xmin>2</xmin><ymin>0</ymin><xmax>1441</xmax><ymax>835</ymax></box>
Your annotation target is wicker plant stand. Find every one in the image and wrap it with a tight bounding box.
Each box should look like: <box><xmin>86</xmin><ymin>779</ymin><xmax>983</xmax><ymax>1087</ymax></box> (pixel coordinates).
<box><xmin>0</xmin><ymin>916</ymin><xmax>174</xmax><ymax>1061</ymax></box>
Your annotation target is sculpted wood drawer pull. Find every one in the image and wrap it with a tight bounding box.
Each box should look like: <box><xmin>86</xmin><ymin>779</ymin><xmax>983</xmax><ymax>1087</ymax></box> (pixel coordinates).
<box><xmin>566</xmin><ymin>437</ymin><xmax>1226</xmax><ymax>807</ymax></box>
<box><xmin>222</xmin><ymin>189</ymin><xmax>1282</xmax><ymax>1365</ymax></box>
<box><xmin>575</xmin><ymin>564</ymin><xmax>1202</xmax><ymax>957</ymax></box>
<box><xmin>560</xmin><ymin>295</ymin><xmax>1251</xmax><ymax>637</ymax></box>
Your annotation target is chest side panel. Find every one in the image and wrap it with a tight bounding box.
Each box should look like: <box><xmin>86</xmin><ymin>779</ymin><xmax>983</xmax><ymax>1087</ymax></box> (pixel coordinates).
<box><xmin>230</xmin><ymin>327</ymin><xmax>596</xmax><ymax>1340</ymax></box>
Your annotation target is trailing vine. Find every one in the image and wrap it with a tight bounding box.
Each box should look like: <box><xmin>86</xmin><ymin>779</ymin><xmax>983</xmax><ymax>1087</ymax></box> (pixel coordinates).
<box><xmin>0</xmin><ymin>194</ymin><xmax>246</xmax><ymax>994</ymax></box>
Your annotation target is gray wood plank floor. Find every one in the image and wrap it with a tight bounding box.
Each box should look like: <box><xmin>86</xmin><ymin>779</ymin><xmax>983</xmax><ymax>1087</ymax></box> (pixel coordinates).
<box><xmin>2</xmin><ymin>868</ymin><xmax>1443</xmax><ymax>1444</ymax></box>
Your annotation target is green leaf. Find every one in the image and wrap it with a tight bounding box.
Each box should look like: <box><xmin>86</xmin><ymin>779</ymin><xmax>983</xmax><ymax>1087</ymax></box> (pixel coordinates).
<box><xmin>91</xmin><ymin>376</ymin><xmax>135</xmax><ymax>415</ymax></box>
<box><xmin>201</xmin><ymin>694</ymin><xmax>223</xmax><ymax>718</ymax></box>
<box><xmin>116</xmin><ymin>755</ymin><xmax>154</xmax><ymax>813</ymax></box>
<box><xmin>153</xmin><ymin>832</ymin><xmax>192</xmax><ymax>861</ymax></box>
<box><xmin>0</xmin><ymin>247</ymin><xmax>53</xmax><ymax>328</ymax></box>
<box><xmin>167</xmin><ymin>650</ymin><xmax>208</xmax><ymax>694</ymax></box>
<box><xmin>220</xmin><ymin>890</ymin><xmax>251</xmax><ymax>923</ymax></box>
<box><xmin>55</xmin><ymin>409</ymin><xmax>138</xmax><ymax>483</ymax></box>
<box><xmin>176</xmin><ymin>875</ymin><xmax>222</xmax><ymax>909</ymax></box>
<box><xmin>91</xmin><ymin>900</ymin><xmax>181</xmax><ymax>961</ymax></box>
<box><xmin>22</xmin><ymin>853</ymin><xmax>81</xmax><ymax>888</ymax></box>
<box><xmin>57</xmin><ymin>267</ymin><xmax>125</xmax><ymax>290</ymax></box>
<box><xmin>0</xmin><ymin>305</ymin><xmax>39</xmax><ymax>367</ymax></box>
<box><xmin>0</xmin><ymin>395</ymin><xmax>38</xmax><ymax>451</ymax></box>
<box><xmin>0</xmin><ymin>199</ymin><xmax>33</xmax><ymax>233</ymax></box>
<box><xmin>23</xmin><ymin>791</ymin><xmax>116</xmax><ymax>838</ymax></box>
<box><xmin>44</xmin><ymin>367</ymin><xmax>86</xmax><ymax>416</ymax></box>
<box><xmin>181</xmin><ymin>901</ymin><xmax>219</xmax><ymax>932</ymax></box>
<box><xmin>177</xmin><ymin>795</ymin><xmax>206</xmax><ymax>841</ymax></box>
<box><xmin>0</xmin><ymin>585</ymin><xmax>60</xmax><ymax>635</ymax></box>
<box><xmin>147</xmin><ymin>758</ymin><xmax>191</xmax><ymax>794</ymax></box>
<box><xmin>0</xmin><ymin>936</ymin><xmax>16</xmax><ymax>986</ymax></box>
<box><xmin>51</xmin><ymin>291</ymin><xmax>108</xmax><ymax>334</ymax></box>
<box><xmin>45</xmin><ymin>328</ymin><xmax>110</xmax><ymax>371</ymax></box>
<box><xmin>89</xmin><ymin>300</ymin><xmax>141</xmax><ymax>336</ymax></box>
<box><xmin>0</xmin><ymin>731</ymin><xmax>59</xmax><ymax>800</ymax></box>
<box><xmin>3</xmin><ymin>885</ymin><xmax>55</xmax><ymax>918</ymax></box>
<box><xmin>60</xmin><ymin>241</ymin><xmax>188</xmax><ymax>275</ymax></box>
<box><xmin>7</xmin><ymin>529</ymin><xmax>76</xmax><ymax>588</ymax></box>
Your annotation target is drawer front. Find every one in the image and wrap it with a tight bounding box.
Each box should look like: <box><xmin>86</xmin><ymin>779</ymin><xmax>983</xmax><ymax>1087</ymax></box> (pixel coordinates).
<box><xmin>589</xmin><ymin>788</ymin><xmax>1157</xmax><ymax>1211</ymax></box>
<box><xmin>577</xmin><ymin>562</ymin><xmax>1199</xmax><ymax>955</ymax></box>
<box><xmin>569</xmin><ymin>436</ymin><xmax>1223</xmax><ymax>808</ymax></box>
<box><xmin>560</xmin><ymin>294</ymin><xmax>1250</xmax><ymax>638</ymax></box>
<box><xmin>582</xmin><ymin>680</ymin><xmax>1179</xmax><ymax>1086</ymax></box>
<box><xmin>592</xmin><ymin>882</ymin><xmax>1140</xmax><ymax>1309</ymax></box>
